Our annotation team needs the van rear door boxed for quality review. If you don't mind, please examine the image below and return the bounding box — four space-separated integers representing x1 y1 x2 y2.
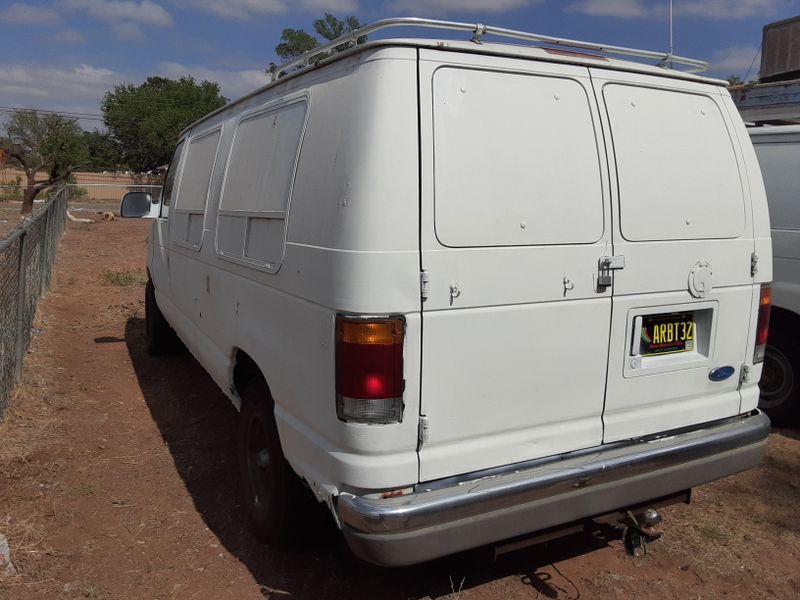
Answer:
416 50 614 482
589 69 756 442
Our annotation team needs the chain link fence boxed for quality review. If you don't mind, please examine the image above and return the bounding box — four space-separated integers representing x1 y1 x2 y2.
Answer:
0 187 69 417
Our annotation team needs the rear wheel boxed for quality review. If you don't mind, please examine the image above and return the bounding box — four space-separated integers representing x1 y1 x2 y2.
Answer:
238 378 310 545
759 327 800 427
145 278 181 355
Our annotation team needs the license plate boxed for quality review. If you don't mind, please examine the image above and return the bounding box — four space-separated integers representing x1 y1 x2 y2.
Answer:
640 313 695 356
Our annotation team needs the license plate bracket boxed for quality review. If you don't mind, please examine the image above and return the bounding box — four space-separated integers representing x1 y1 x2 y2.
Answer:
638 312 695 357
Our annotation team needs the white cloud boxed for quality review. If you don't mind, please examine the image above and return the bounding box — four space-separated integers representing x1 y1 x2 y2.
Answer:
158 61 268 100
172 0 287 20
566 0 784 19
0 60 270 128
0 3 62 25
387 0 535 13
567 0 650 18
710 45 761 75
62 0 173 26
173 0 359 20
54 29 86 43
0 63 121 127
677 0 782 19
300 0 359 11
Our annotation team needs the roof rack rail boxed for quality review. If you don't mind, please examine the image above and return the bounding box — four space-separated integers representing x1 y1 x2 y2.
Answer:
268 16 708 80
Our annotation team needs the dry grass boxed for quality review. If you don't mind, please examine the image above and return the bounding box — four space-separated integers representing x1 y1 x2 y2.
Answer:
0 386 58 471
100 269 146 287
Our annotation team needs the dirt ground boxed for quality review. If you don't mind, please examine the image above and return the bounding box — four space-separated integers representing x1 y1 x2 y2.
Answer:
0 219 799 600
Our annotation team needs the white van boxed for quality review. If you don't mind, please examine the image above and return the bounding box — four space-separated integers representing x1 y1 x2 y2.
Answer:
122 18 772 566
750 125 800 426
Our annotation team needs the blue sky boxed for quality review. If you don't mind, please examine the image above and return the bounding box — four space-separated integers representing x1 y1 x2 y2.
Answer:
1 0 798 128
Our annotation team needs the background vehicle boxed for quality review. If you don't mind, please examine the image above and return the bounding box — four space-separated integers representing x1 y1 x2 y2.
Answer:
750 125 800 425
122 18 772 566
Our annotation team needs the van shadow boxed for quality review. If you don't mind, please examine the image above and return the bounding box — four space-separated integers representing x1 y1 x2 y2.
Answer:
124 316 612 599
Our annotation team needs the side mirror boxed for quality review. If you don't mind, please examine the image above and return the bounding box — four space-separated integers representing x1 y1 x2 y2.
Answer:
120 191 154 218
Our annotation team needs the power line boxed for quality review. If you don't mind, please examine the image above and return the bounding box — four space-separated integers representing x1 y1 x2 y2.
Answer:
744 44 762 82
0 106 105 122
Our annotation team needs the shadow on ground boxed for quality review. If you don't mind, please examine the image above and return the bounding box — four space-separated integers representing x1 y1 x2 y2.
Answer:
125 316 615 599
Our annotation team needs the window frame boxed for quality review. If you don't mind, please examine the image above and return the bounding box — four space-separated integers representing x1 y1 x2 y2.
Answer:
214 93 311 273
431 65 606 248
171 125 224 252
159 139 186 219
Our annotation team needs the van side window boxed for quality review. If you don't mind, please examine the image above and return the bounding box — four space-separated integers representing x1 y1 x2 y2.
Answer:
216 99 308 271
172 128 222 249
160 140 185 217
603 85 745 241
432 68 604 247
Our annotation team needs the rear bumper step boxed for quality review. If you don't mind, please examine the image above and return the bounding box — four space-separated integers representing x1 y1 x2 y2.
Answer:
336 411 770 566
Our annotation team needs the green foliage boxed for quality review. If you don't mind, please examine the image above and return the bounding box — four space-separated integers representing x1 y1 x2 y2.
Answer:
272 13 366 67
0 109 89 211
82 130 122 171
727 75 744 86
275 28 319 61
101 76 227 172
1 110 88 182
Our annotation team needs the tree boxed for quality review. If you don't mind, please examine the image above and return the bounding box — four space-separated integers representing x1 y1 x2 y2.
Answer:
727 75 744 86
275 28 319 61
0 110 88 214
101 76 227 172
271 13 366 71
82 130 123 171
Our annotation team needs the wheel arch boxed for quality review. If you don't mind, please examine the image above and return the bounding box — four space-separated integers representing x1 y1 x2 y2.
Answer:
770 305 800 336
231 348 271 407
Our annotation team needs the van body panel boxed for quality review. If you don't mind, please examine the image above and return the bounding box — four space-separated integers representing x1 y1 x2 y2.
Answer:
135 36 771 564
750 131 800 316
590 68 760 442
417 49 613 480
146 48 422 496
602 83 746 242
602 288 752 441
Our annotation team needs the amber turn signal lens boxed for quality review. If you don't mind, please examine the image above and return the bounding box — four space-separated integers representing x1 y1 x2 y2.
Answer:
337 319 403 345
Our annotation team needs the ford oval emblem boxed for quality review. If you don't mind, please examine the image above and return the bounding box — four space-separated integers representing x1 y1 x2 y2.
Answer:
709 366 735 382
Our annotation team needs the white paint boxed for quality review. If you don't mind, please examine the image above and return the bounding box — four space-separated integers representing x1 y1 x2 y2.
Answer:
750 126 800 317
128 41 768 517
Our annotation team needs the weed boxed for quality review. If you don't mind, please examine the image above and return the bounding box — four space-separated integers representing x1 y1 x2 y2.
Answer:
100 270 146 287
696 523 734 545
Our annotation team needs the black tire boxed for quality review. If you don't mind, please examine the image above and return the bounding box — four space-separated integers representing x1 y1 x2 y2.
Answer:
759 326 800 427
145 278 182 356
238 378 310 545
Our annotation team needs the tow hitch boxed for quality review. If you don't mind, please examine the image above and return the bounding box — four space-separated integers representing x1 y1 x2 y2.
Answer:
623 508 663 557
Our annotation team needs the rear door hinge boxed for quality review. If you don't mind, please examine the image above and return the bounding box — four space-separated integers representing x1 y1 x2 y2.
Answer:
420 270 430 301
740 364 752 386
417 414 429 448
751 253 759 278
597 255 625 290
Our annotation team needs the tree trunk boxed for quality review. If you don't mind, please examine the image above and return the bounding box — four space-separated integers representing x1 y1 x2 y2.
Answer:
21 178 38 214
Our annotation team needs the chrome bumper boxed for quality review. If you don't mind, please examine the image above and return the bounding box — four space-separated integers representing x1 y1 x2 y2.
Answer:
337 411 770 566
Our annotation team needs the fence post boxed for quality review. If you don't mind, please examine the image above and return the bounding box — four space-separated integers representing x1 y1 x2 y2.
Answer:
40 203 50 293
13 231 27 384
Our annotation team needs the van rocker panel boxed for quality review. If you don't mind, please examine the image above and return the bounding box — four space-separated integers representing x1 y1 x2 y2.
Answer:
337 411 769 566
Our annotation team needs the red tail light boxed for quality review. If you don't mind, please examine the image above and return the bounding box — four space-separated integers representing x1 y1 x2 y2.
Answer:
754 285 771 363
336 317 404 423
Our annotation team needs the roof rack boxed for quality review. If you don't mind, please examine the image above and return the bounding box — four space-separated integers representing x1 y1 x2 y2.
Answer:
268 16 708 80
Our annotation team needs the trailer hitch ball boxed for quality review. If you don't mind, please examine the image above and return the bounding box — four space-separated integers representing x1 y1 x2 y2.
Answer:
624 508 663 557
